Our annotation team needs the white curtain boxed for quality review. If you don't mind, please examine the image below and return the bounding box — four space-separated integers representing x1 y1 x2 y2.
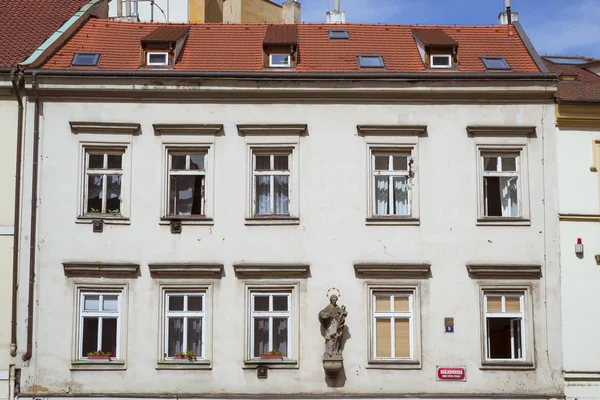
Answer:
375 177 389 215
274 176 289 214
393 177 409 215
500 177 519 217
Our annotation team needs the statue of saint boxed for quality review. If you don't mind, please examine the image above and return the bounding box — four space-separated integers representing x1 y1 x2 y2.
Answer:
318 294 347 357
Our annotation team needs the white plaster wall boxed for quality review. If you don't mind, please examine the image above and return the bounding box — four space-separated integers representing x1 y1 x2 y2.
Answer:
17 98 562 397
109 0 189 22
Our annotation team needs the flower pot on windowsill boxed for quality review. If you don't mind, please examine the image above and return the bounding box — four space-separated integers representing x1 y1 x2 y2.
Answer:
174 353 196 361
260 354 283 360
87 354 110 361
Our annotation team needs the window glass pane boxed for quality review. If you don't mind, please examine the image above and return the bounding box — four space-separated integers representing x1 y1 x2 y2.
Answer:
394 296 409 312
82 317 99 357
484 176 502 216
103 295 118 312
394 318 410 358
101 318 117 356
274 155 289 170
169 175 204 215
486 296 502 312
254 296 269 312
501 156 517 172
392 156 408 171
171 155 186 170
375 296 390 312
187 296 203 312
505 297 521 312
84 295 100 311
511 318 523 359
87 175 103 213
149 53 167 64
375 318 392 358
255 155 270 171
189 155 205 170
487 317 512 359
187 317 203 357
167 317 184 357
483 156 498 171
393 176 409 216
499 177 519 217
359 56 384 67
274 176 289 215
88 154 104 169
273 317 288 357
106 175 121 214
272 296 288 311
107 154 122 169
432 55 450 66
253 317 269 357
255 176 270 215
374 176 389 215
270 54 290 67
374 156 389 170
169 296 184 311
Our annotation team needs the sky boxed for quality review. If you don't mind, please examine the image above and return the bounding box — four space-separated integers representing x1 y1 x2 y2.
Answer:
272 0 600 58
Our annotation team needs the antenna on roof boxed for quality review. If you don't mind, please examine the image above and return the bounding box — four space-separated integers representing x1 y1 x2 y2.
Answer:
505 0 512 24
499 0 518 25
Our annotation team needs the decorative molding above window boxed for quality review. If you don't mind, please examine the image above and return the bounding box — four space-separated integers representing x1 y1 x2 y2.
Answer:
70 122 141 135
357 125 428 136
354 263 431 278
233 263 310 278
153 124 224 136
237 124 307 136
63 262 139 278
466 263 542 279
148 263 224 278
466 126 536 137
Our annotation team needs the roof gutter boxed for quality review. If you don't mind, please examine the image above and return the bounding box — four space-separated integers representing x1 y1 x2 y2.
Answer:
513 21 550 74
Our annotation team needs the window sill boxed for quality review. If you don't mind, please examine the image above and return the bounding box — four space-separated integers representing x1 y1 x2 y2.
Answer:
480 360 534 371
245 217 300 226
156 360 211 370
159 217 214 226
477 218 530 226
366 217 420 226
367 360 421 370
76 216 130 225
242 359 298 369
70 360 126 371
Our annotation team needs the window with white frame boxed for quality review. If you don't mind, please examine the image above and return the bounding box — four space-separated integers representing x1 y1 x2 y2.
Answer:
430 54 452 68
372 292 414 360
147 52 169 66
79 292 121 360
253 151 292 216
250 291 291 359
372 151 412 217
167 151 206 217
481 152 520 218
269 54 291 68
484 292 525 361
164 293 205 360
84 149 124 216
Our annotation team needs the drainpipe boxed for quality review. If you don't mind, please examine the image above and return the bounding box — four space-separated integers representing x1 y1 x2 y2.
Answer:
9 68 24 358
22 72 40 361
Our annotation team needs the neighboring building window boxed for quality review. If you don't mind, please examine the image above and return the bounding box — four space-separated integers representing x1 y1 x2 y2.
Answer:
250 291 292 359
71 52 100 67
484 292 525 361
372 152 412 217
147 52 169 66
358 55 385 68
481 152 520 218
253 151 292 216
84 149 124 216
167 151 206 216
164 292 205 360
372 292 413 360
430 54 452 68
481 57 510 70
79 292 121 360
269 54 291 68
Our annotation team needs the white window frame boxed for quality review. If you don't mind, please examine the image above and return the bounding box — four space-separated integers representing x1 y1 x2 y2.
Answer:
249 291 292 360
481 152 521 218
371 151 413 217
82 149 125 216
269 54 291 68
166 150 207 217
476 144 530 224
163 292 206 361
252 151 292 216
147 52 169 66
483 293 525 361
430 54 452 68
367 285 421 369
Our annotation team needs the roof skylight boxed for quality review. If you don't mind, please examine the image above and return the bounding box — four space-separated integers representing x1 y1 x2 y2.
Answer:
357 55 385 68
481 57 511 70
71 52 100 67
543 56 588 65
328 30 349 40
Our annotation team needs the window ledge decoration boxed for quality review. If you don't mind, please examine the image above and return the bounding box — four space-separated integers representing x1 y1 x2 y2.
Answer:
152 124 224 136
237 124 307 136
70 360 126 371
70 121 141 135
63 262 140 278
466 126 536 137
242 359 298 369
480 360 535 371
354 263 431 279
366 359 421 370
476 217 530 226
156 360 212 370
466 263 542 279
148 263 224 279
245 216 300 226
357 125 428 136
233 263 310 279
365 217 420 226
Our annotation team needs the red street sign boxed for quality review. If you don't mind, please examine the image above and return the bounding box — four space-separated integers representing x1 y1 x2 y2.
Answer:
437 366 466 381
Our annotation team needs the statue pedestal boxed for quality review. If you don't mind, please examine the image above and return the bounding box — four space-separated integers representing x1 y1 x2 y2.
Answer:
322 354 343 378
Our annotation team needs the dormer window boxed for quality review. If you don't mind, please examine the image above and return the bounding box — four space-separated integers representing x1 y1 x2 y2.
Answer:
411 28 458 70
147 52 169 66
481 57 511 70
140 25 190 68
430 54 452 69
269 54 291 68
263 25 298 69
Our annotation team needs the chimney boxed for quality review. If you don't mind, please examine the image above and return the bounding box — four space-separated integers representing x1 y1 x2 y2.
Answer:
326 0 346 23
282 0 301 24
498 0 519 25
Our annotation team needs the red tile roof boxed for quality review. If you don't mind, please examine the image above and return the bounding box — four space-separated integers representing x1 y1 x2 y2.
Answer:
264 25 298 45
41 19 541 73
544 60 600 103
0 0 92 68
141 25 190 43
412 29 458 47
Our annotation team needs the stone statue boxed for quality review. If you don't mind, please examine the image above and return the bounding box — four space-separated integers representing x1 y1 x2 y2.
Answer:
319 294 347 357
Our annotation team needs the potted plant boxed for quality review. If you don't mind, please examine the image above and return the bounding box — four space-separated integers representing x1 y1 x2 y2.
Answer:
87 350 111 361
260 350 283 360
174 350 196 361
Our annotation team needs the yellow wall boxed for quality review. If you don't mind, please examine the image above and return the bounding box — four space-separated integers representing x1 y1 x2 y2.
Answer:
196 0 282 23
189 0 206 22
242 0 282 23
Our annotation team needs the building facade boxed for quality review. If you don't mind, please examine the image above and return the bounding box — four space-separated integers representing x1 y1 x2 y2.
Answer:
11 19 565 400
